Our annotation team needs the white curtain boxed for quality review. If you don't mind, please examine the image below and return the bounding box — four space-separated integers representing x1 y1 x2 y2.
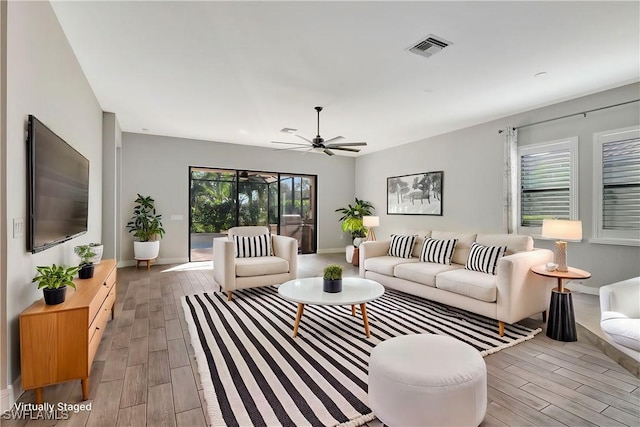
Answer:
502 127 518 234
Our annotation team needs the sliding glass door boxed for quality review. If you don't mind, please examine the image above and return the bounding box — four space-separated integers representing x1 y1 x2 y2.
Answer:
189 167 316 261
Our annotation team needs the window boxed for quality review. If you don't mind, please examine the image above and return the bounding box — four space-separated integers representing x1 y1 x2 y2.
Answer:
592 126 640 246
517 137 578 234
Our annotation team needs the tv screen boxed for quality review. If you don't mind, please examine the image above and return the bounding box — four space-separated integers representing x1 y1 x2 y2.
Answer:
27 115 89 253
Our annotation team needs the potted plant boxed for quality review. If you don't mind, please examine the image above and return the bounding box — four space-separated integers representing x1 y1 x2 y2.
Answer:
126 194 165 260
323 264 343 293
89 242 104 264
335 198 374 246
74 245 97 279
32 264 80 305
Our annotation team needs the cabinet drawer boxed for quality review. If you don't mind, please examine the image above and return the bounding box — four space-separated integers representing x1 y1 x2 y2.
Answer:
105 268 116 291
88 288 115 342
88 282 110 325
88 288 115 365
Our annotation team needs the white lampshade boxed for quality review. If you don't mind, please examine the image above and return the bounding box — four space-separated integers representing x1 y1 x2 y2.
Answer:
363 216 379 227
541 219 583 241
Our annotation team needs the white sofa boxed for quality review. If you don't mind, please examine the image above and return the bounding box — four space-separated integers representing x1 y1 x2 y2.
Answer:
599 277 640 362
213 226 298 300
360 231 555 336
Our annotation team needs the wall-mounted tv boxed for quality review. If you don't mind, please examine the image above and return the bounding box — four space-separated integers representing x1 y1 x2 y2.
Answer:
27 115 89 253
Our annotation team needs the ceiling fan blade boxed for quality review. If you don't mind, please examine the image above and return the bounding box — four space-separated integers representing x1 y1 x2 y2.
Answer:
274 146 312 152
323 148 335 156
325 142 367 148
327 146 360 153
295 134 313 144
271 141 309 146
322 136 345 144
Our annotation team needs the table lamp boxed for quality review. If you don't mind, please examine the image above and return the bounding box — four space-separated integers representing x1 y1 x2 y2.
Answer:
363 216 379 241
541 219 582 272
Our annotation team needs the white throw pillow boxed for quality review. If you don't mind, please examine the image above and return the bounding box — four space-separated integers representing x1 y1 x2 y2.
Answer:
234 234 271 258
388 234 417 259
465 242 506 275
420 238 458 265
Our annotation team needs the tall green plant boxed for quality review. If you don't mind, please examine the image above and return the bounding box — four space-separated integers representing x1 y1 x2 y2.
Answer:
126 194 165 242
335 198 374 239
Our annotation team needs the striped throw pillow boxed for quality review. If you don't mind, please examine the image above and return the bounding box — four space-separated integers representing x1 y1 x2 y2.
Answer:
420 238 458 265
388 234 417 259
465 243 507 275
234 234 271 258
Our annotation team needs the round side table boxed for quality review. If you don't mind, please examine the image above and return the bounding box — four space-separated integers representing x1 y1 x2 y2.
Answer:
531 265 591 342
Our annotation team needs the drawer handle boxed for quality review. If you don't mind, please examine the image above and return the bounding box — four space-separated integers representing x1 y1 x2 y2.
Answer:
103 283 108 287
96 327 100 331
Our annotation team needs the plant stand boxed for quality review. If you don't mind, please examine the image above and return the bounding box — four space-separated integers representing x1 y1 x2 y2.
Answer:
135 257 155 270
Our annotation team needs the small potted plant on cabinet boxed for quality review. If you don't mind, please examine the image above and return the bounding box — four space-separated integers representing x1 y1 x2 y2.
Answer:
323 264 343 293
32 264 80 305
126 194 166 261
74 245 97 279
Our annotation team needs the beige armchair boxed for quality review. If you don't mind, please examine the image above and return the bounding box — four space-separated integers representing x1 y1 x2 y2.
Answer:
213 226 298 300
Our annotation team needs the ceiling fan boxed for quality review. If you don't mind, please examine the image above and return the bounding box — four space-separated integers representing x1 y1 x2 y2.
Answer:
271 106 367 156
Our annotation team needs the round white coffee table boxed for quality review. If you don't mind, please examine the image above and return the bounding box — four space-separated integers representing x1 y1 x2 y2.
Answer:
278 277 384 338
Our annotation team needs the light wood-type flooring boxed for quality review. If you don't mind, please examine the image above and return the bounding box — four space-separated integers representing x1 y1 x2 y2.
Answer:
5 253 639 427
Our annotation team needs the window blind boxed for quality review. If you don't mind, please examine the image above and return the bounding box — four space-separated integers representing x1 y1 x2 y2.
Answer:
602 137 640 230
520 149 571 227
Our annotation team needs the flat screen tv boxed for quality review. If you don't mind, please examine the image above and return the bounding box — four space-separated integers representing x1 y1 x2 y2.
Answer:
27 115 89 253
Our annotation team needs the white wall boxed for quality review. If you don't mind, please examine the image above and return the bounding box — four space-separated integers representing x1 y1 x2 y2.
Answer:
120 133 356 264
0 0 8 410
2 0 103 391
356 83 640 290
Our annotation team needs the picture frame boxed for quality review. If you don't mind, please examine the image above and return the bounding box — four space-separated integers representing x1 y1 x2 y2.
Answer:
387 171 443 215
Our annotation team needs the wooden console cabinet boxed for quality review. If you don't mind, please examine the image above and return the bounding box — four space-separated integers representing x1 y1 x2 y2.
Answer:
20 259 117 404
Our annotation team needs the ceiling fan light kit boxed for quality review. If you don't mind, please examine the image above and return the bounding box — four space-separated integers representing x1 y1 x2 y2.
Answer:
272 106 367 156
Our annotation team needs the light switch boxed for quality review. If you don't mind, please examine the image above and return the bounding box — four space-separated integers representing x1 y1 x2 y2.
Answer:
170 214 184 221
13 218 24 238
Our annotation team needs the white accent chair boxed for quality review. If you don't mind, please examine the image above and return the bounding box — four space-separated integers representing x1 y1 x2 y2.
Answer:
599 277 640 362
213 226 298 301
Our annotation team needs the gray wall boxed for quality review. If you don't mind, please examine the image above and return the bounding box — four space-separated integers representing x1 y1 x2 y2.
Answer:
355 83 640 290
102 112 122 260
120 133 356 264
2 0 103 390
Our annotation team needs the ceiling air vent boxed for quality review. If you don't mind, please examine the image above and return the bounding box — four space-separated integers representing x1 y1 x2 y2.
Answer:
407 34 452 59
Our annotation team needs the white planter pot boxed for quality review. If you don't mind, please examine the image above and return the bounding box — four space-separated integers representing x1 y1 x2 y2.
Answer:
89 245 104 264
134 241 160 260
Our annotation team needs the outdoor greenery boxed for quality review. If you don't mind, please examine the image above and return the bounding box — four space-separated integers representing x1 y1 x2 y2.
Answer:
323 264 343 281
126 194 165 241
190 169 313 233
74 245 97 267
32 265 79 290
335 198 375 239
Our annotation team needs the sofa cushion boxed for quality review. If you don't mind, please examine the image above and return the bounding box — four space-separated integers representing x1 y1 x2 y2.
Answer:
465 243 506 275
476 234 533 255
235 256 289 277
436 269 498 302
394 262 463 287
419 238 458 265
601 311 640 351
234 234 271 258
431 231 477 265
388 234 417 258
365 256 419 276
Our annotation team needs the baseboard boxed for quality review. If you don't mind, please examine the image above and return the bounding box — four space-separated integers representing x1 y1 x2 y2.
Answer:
1 376 22 412
1 387 9 412
117 257 189 268
572 282 599 295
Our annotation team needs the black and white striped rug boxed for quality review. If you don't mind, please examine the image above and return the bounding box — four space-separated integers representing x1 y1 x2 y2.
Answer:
182 286 541 427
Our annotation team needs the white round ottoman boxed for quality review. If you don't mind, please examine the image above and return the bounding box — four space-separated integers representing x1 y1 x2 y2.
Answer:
368 334 487 427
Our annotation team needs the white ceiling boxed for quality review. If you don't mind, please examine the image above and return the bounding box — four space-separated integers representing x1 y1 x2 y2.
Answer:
50 1 640 156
